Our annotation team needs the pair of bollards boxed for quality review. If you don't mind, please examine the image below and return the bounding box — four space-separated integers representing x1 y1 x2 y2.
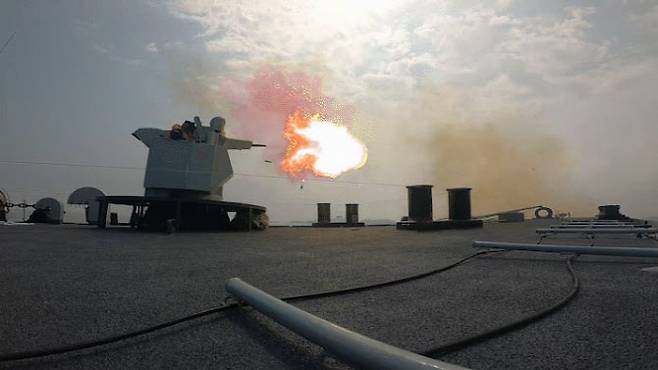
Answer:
406 185 473 222
316 203 360 225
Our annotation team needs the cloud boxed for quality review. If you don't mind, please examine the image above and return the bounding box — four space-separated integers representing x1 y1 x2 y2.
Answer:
584 59 658 94
145 42 159 53
630 3 658 32
167 2 623 101
91 43 110 55
498 7 608 84
91 42 144 66
165 0 658 132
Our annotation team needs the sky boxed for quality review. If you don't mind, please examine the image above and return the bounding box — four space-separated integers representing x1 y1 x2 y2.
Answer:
1 0 658 223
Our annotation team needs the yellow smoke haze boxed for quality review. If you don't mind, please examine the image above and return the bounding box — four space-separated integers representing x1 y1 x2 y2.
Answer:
431 123 595 216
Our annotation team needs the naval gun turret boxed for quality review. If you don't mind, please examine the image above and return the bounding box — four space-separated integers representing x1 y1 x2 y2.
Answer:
97 116 268 232
132 116 263 201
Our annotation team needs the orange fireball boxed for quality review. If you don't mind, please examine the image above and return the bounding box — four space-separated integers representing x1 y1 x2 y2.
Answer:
281 111 367 179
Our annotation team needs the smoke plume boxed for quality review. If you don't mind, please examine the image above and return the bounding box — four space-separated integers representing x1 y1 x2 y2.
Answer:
219 65 355 163
430 123 594 216
398 81 595 216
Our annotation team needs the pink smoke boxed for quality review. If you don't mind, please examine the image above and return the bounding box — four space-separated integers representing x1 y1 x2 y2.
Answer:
220 65 355 162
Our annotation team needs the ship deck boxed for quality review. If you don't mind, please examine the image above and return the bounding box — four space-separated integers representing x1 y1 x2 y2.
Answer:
2 220 658 369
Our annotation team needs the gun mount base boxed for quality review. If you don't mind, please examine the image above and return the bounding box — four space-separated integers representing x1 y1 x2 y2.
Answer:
97 196 268 232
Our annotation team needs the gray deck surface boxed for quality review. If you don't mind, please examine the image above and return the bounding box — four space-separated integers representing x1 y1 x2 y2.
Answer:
2 220 658 369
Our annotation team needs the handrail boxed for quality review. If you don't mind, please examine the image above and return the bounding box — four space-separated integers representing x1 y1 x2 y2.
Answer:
473 241 658 258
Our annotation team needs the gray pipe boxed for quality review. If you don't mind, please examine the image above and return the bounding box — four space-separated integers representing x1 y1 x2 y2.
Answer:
225 278 468 370
473 205 543 219
566 219 628 221
562 221 632 223
550 225 639 229
561 222 635 225
536 228 657 234
473 241 658 258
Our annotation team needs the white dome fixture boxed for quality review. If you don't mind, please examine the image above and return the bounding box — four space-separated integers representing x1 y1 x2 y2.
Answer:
68 187 105 224
34 197 64 224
